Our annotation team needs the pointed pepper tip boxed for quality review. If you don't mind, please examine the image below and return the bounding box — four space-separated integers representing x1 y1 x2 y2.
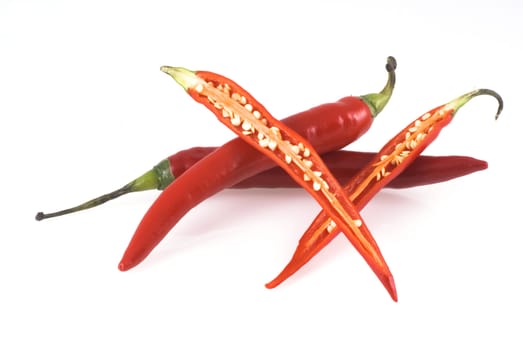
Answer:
118 260 131 272
384 274 398 302
264 278 280 289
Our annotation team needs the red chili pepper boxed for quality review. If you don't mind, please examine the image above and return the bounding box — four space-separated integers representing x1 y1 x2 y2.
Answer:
117 57 396 273
35 147 487 221
266 89 503 289
121 63 399 300
233 151 488 189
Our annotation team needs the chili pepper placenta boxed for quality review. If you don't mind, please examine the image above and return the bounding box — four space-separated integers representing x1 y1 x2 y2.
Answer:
117 57 396 274
35 148 487 221
121 61 399 300
267 89 503 289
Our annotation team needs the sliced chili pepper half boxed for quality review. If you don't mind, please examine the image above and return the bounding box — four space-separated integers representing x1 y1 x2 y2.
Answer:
160 66 397 301
266 89 503 289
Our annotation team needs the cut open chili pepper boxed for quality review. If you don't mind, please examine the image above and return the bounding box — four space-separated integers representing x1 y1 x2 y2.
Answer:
266 89 503 289
117 58 396 275
121 64 398 300
34 147 487 221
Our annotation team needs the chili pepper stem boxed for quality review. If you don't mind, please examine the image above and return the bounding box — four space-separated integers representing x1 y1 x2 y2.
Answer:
35 182 140 221
359 56 397 118
160 66 198 91
448 89 503 119
35 159 175 221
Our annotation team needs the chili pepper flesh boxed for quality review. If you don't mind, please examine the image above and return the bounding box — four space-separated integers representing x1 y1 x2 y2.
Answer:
266 89 503 289
118 58 396 275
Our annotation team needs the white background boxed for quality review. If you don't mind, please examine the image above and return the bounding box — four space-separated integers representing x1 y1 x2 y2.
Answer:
1 1 522 349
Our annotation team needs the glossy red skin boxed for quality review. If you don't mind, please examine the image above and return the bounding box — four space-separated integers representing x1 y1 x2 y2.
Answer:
119 96 373 272
168 147 488 189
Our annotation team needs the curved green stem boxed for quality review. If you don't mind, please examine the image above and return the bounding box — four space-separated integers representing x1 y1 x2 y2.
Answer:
359 56 397 118
35 159 174 221
35 182 139 221
450 88 503 120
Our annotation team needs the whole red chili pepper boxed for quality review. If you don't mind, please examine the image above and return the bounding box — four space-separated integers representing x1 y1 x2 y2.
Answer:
117 57 396 273
121 62 399 300
34 147 487 220
266 88 503 289
233 152 488 189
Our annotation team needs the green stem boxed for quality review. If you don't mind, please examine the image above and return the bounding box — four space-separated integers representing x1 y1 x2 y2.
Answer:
449 88 503 120
359 56 397 118
35 159 174 221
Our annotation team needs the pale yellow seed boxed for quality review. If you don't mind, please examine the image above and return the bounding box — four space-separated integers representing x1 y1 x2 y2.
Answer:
195 84 204 93
259 138 269 148
242 130 252 136
313 181 321 191
353 219 362 227
303 173 311 181
422 113 431 120
291 145 300 154
245 103 253 112
313 171 322 177
231 114 241 126
240 95 247 105
253 110 261 119
415 119 422 127
380 155 388 161
214 102 223 110
222 109 231 118
285 154 292 164
241 120 252 131
268 139 278 151
409 126 418 133
232 92 241 101
270 127 281 139
303 147 311 157
405 131 411 140
303 159 313 168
